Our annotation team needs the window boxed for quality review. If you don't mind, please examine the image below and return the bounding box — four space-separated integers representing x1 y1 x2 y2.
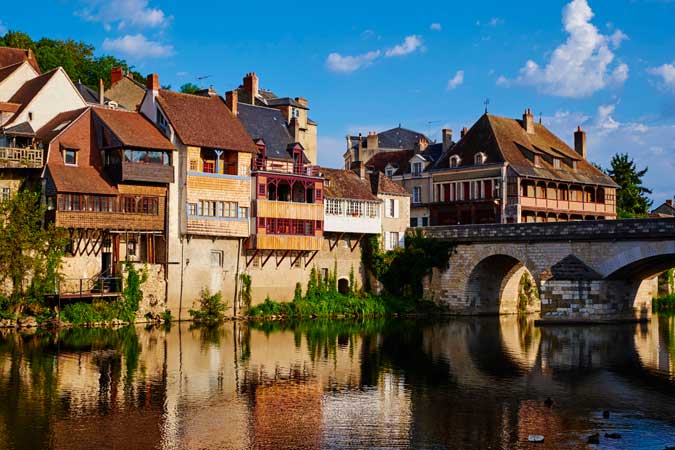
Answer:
385 166 396 177
1 188 9 201
157 107 169 135
449 155 460 168
388 199 396 218
189 159 198 171
422 217 429 227
412 186 422 204
412 162 423 177
63 148 78 165
239 206 249 218
410 217 419 227
553 158 562 169
123 149 170 165
187 203 197 216
210 250 224 268
474 153 486 165
389 232 400 249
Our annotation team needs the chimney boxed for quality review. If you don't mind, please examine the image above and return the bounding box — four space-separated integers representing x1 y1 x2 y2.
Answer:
99 78 104 105
414 136 428 154
366 131 378 150
147 73 159 92
294 97 308 108
111 67 124 85
195 86 217 97
442 128 453 152
225 90 238 116
460 127 468 139
523 108 535 134
574 125 587 159
666 199 673 207
243 72 258 103
350 161 366 180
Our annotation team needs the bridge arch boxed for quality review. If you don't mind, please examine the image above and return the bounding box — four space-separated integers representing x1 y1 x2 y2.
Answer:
465 254 540 314
599 242 675 280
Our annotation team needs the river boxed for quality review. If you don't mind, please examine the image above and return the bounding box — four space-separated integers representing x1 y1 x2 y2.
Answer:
2 316 675 449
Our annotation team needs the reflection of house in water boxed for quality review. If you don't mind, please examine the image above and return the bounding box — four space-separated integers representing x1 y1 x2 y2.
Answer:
635 316 675 379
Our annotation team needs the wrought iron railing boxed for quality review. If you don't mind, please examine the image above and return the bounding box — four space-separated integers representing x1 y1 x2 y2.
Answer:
58 269 122 298
0 147 43 168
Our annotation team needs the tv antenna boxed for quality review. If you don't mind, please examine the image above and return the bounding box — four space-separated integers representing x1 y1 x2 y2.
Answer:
483 98 490 114
197 75 211 81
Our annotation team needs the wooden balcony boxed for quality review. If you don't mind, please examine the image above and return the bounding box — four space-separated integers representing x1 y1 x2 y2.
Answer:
256 199 323 221
108 162 174 184
0 147 43 168
520 196 615 215
54 210 165 231
250 234 323 251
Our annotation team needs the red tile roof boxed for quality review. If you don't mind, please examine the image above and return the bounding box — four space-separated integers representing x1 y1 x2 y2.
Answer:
45 165 117 195
35 107 89 144
157 90 257 152
320 167 380 201
0 62 23 83
0 47 40 73
369 171 409 196
365 149 414 176
93 106 174 151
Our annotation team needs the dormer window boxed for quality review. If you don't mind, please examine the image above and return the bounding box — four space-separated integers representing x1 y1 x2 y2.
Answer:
156 107 169 136
553 158 562 169
449 155 461 168
534 154 542 168
474 153 486 165
385 165 396 177
572 160 578 170
62 147 78 166
412 162 423 176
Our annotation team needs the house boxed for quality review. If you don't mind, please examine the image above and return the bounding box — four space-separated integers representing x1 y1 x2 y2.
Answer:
652 199 675 218
429 109 618 224
0 66 87 200
231 72 318 165
41 105 175 309
369 170 410 250
344 125 429 171
0 46 40 73
105 67 147 111
140 74 257 316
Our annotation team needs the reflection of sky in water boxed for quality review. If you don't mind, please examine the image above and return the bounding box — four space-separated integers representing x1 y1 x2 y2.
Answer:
2 317 675 449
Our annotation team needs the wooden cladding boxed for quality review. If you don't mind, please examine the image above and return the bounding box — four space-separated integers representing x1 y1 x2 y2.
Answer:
109 162 174 184
251 234 323 251
256 199 323 221
55 210 165 231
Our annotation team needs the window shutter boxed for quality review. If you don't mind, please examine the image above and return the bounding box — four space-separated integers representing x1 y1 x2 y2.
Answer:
384 203 390 218
394 199 399 218
384 232 390 250
398 232 405 248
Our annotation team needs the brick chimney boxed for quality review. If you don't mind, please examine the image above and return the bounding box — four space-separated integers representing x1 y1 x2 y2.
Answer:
147 73 159 92
225 90 238 116
294 97 309 108
460 127 468 139
111 67 124 85
366 131 378 150
442 128 453 152
523 108 535 134
243 72 258 103
574 126 587 159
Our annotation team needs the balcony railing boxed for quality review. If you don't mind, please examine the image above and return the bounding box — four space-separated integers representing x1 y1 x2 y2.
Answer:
251 158 321 177
0 147 43 168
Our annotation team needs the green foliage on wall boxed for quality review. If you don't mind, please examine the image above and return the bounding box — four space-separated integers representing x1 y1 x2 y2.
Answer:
189 288 228 324
240 273 252 312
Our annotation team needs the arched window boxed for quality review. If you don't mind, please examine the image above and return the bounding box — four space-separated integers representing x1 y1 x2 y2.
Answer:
474 152 486 165
449 155 461 168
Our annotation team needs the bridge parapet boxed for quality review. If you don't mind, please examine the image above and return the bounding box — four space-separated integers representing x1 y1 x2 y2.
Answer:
423 218 675 244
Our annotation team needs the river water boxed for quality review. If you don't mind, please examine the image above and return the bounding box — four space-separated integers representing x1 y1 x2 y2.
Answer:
2 316 675 449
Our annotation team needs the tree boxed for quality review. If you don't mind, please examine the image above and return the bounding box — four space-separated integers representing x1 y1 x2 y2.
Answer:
606 153 652 218
180 83 200 94
0 191 66 313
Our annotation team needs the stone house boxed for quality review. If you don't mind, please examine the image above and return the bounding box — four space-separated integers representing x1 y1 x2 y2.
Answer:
40 105 175 313
652 199 675 218
369 171 410 250
105 67 147 111
231 72 318 165
140 74 258 318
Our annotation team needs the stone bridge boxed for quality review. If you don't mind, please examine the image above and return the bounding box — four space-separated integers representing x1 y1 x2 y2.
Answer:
423 218 675 322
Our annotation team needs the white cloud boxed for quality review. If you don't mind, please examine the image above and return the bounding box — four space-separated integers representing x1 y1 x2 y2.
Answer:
77 0 170 30
325 50 381 73
648 62 675 93
447 70 464 90
430 23 442 31
0 20 7 35
385 35 423 57
102 34 174 59
500 0 628 98
596 103 620 131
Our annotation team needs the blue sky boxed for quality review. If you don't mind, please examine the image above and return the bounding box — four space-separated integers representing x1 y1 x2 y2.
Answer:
2 0 675 204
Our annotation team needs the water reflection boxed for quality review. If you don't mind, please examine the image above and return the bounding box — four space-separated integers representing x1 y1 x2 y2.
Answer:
2 316 675 449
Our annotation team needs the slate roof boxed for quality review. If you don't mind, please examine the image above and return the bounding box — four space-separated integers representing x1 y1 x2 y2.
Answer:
35 107 88 144
435 113 618 188
652 201 675 217
266 97 308 109
237 103 293 160
365 149 414 176
156 90 256 152
369 171 409 196
0 47 40 73
3 121 34 136
4 68 59 128
93 107 175 151
320 167 380 202
349 126 430 151
75 81 112 105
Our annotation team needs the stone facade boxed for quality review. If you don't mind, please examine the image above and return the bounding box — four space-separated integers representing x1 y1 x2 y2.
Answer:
424 218 675 321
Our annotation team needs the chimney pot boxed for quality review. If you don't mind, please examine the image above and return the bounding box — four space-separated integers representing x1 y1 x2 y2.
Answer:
574 125 587 159
147 73 159 92
225 90 238 116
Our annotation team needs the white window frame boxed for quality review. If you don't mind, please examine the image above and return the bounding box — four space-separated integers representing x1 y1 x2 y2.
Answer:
412 186 422 204
449 155 460 168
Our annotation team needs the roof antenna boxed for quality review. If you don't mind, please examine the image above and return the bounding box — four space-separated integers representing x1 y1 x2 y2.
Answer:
539 112 543 124
483 98 490 114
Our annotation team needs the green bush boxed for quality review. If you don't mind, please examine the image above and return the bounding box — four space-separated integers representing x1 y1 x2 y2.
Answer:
654 294 675 312
189 288 228 324
60 300 120 325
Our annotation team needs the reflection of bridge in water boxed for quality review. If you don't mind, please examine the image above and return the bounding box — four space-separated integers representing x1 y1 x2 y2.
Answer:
424 218 675 322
